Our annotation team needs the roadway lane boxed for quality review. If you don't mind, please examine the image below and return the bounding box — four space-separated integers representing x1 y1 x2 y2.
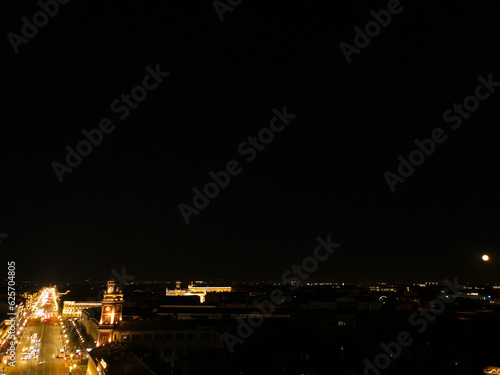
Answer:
10 319 69 375
8 287 86 375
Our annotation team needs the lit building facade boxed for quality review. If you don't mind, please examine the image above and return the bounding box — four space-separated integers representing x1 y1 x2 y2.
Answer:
62 301 102 318
165 281 231 303
96 280 124 347
82 280 227 368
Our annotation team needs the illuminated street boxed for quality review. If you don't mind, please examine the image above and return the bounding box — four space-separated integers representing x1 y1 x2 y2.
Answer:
5 289 86 375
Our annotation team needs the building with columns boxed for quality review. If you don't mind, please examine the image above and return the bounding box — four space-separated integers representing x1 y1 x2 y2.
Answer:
165 281 231 303
62 301 102 318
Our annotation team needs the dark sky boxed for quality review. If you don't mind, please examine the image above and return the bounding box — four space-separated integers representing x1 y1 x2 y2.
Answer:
2 1 500 284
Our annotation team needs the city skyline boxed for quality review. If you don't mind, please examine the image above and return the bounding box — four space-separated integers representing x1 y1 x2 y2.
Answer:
3 2 500 373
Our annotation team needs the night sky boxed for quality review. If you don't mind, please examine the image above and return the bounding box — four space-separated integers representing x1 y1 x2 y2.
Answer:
2 1 500 284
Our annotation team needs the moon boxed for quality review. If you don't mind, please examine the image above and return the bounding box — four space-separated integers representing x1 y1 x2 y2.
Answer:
482 254 490 261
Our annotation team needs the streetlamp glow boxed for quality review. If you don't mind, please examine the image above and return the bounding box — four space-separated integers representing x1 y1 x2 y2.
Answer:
482 254 490 262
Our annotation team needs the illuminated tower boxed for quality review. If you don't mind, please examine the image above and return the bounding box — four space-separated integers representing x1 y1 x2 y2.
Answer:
97 280 124 346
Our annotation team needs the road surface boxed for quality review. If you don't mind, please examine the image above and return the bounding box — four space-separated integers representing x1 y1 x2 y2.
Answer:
4 288 87 375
